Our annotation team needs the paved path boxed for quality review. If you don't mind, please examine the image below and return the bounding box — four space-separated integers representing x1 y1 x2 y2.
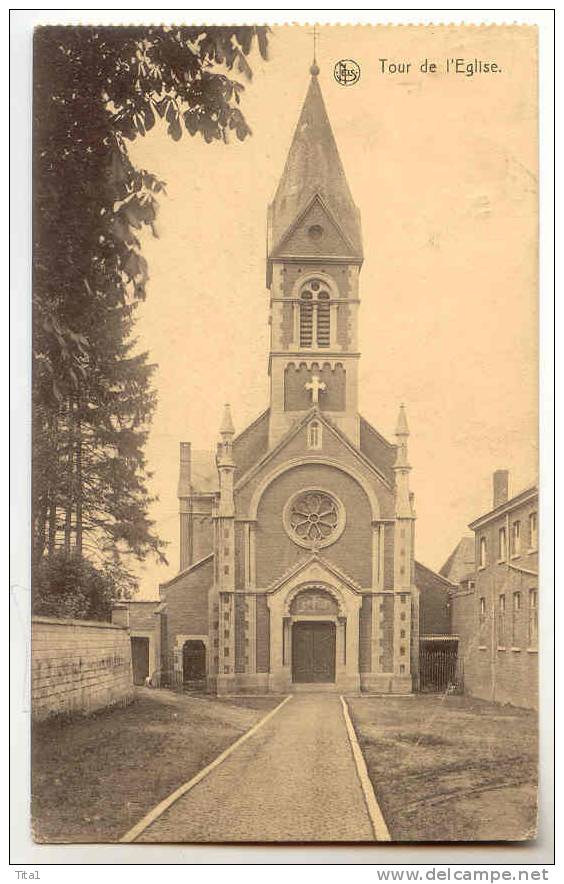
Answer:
138 694 376 842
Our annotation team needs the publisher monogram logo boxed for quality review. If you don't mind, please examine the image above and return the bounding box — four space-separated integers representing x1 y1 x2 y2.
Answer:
334 59 360 86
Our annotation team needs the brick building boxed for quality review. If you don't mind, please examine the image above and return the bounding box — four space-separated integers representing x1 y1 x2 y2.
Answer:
449 470 538 709
124 64 451 695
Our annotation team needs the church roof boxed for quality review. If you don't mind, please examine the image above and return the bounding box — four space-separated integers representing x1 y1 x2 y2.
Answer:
190 450 219 494
358 416 397 485
267 71 362 261
439 536 475 585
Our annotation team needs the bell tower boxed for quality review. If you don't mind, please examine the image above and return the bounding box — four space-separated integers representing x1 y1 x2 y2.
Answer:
266 63 363 447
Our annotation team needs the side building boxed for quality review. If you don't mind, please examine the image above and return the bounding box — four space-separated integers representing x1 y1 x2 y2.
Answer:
449 470 538 709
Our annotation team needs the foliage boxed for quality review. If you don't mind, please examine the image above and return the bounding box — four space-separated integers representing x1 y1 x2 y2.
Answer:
32 25 269 599
32 551 127 621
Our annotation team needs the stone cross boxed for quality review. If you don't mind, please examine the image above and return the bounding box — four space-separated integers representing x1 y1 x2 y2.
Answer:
305 374 326 404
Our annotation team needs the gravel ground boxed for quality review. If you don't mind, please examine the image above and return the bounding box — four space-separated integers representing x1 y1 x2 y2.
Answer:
138 693 376 843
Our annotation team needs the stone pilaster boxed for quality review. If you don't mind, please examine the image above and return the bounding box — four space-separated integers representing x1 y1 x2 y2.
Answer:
391 405 416 693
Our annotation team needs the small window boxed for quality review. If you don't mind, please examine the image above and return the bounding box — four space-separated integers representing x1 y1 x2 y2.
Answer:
479 536 487 568
512 592 521 646
498 526 507 560
528 589 538 647
479 597 486 620
307 419 322 450
511 521 521 556
529 512 538 550
498 594 506 646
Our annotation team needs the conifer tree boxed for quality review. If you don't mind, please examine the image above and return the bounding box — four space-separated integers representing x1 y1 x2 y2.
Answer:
32 25 269 609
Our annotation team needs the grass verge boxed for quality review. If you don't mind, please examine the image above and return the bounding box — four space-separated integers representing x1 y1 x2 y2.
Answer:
346 693 537 842
32 688 280 843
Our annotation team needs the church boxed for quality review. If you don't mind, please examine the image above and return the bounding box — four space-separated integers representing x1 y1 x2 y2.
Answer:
116 63 455 695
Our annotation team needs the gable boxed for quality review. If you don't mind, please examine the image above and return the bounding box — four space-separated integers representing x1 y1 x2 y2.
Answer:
235 410 395 521
272 195 357 260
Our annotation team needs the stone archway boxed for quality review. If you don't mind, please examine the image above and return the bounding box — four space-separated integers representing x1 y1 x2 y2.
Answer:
266 562 362 693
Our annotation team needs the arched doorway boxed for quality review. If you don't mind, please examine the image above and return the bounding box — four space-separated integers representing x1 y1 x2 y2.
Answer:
290 588 338 684
182 640 206 688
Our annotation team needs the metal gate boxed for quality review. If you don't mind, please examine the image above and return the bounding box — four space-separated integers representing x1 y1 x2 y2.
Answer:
419 638 459 692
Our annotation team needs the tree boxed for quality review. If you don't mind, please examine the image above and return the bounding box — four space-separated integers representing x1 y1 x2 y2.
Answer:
33 26 269 606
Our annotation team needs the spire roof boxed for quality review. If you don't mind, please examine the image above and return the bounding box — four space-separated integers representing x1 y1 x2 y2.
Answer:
219 403 235 437
267 72 362 260
395 404 410 437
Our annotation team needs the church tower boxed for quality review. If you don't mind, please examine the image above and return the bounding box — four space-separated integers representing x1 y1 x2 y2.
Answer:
267 62 364 447
155 56 441 700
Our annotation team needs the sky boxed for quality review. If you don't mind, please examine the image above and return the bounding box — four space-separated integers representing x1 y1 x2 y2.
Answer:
127 25 538 597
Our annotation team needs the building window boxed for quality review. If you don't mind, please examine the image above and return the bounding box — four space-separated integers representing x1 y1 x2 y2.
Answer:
498 594 506 647
479 597 486 620
511 521 521 556
307 420 322 450
498 527 507 561
479 536 487 568
299 278 332 348
284 488 345 549
529 512 538 550
528 589 538 647
512 592 521 646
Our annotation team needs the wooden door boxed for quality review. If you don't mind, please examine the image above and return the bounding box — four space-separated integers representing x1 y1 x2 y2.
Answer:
131 636 149 685
292 621 336 683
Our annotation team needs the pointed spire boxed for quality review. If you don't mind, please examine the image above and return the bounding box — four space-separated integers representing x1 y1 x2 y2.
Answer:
395 403 410 438
394 404 411 470
267 73 362 262
219 403 235 439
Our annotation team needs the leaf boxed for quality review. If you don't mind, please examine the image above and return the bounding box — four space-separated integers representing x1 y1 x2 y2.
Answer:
168 115 182 142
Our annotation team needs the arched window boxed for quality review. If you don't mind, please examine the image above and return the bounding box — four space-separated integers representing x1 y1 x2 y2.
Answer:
300 288 313 347
307 420 322 450
299 278 332 348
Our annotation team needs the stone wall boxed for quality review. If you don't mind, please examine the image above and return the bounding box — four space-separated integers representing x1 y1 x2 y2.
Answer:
32 617 134 720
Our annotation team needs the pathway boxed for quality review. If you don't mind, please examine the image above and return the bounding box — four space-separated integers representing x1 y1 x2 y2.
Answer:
137 694 377 842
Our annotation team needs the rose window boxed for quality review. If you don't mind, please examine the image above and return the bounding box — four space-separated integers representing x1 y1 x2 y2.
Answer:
284 489 345 549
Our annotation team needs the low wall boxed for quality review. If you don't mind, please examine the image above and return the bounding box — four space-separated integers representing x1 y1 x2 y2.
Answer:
32 617 134 720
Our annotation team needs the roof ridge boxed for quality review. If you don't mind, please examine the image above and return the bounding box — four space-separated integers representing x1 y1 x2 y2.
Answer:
159 553 214 590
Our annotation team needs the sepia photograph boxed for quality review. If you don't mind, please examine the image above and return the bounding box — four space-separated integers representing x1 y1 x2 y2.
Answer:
19 18 546 852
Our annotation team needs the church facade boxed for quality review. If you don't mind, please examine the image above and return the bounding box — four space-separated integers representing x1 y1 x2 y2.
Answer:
153 66 440 695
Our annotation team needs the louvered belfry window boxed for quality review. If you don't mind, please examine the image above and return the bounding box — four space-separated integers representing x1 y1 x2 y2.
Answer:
299 279 331 347
300 289 314 346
